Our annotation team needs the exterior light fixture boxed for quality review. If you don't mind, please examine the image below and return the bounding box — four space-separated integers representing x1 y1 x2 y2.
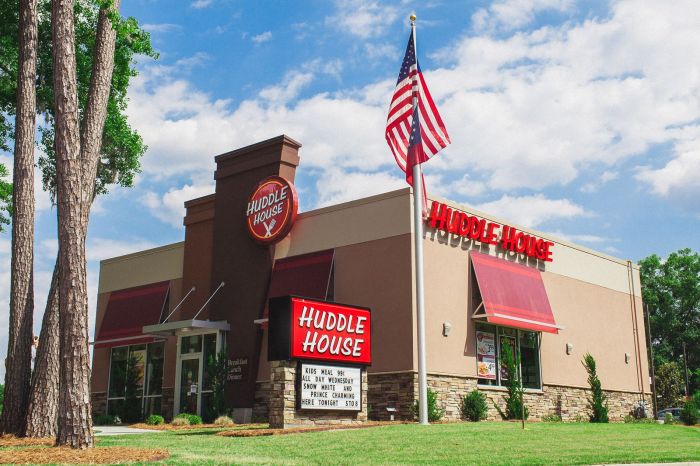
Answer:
443 322 452 337
625 352 631 364
566 343 573 355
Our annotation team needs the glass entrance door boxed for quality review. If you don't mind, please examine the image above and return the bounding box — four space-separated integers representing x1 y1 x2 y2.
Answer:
179 356 200 415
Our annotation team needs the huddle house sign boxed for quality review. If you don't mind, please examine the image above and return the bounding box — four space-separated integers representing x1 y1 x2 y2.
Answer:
246 175 298 245
268 296 371 412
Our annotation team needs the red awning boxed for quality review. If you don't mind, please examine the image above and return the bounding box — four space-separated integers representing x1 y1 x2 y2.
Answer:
259 249 334 326
470 251 560 334
94 281 170 348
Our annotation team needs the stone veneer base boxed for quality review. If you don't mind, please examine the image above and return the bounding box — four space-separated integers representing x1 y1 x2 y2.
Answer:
366 371 651 422
267 360 368 429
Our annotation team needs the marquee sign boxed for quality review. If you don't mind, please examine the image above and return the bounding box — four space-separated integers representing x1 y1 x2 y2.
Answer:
299 363 362 411
268 296 372 365
246 176 298 245
427 200 555 262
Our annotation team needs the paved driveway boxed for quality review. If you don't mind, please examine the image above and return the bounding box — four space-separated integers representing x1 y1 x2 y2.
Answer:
94 425 164 436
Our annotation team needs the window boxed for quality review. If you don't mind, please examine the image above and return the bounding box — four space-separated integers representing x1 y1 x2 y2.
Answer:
476 323 541 389
107 341 165 418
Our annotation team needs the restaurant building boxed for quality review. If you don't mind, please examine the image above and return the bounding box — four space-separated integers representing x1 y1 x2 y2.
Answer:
90 135 652 423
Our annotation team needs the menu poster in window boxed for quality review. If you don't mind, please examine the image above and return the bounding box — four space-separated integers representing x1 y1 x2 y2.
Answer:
476 331 497 380
499 336 516 381
299 363 361 411
131 349 146 388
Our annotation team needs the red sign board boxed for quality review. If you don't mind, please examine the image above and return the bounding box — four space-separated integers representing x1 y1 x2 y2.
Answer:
268 296 372 365
246 176 298 245
427 201 555 262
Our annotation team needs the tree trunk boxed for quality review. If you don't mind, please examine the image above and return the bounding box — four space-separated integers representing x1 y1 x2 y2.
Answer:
0 0 38 437
52 0 93 449
24 259 60 438
80 0 121 207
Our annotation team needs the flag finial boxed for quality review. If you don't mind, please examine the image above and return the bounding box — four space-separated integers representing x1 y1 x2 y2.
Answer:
410 14 416 23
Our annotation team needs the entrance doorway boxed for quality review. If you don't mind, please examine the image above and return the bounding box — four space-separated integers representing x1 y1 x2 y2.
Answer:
174 331 224 420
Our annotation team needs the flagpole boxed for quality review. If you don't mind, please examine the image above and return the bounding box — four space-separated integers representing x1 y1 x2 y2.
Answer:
410 13 429 426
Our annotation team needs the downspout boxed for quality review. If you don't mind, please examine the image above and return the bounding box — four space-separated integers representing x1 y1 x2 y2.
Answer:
627 260 644 401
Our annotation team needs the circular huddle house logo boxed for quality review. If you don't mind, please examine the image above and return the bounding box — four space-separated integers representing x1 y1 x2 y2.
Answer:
246 176 298 245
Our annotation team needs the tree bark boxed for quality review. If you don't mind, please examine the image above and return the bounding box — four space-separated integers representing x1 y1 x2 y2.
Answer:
24 259 60 438
80 0 121 208
52 0 93 449
0 0 38 437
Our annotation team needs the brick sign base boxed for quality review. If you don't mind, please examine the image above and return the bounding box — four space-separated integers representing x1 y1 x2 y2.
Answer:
268 360 368 429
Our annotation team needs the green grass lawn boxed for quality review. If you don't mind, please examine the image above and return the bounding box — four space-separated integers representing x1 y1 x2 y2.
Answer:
91 422 700 465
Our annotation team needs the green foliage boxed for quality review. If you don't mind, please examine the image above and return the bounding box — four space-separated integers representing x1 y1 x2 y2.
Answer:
679 399 698 426
121 355 142 423
413 388 445 422
582 353 609 423
0 383 4 415
664 412 676 425
571 414 588 423
461 389 488 422
542 413 562 422
655 361 686 410
0 164 10 232
495 339 528 420
623 415 656 424
145 414 164 426
639 249 700 394
176 413 202 425
93 414 118 425
205 350 231 422
0 0 156 202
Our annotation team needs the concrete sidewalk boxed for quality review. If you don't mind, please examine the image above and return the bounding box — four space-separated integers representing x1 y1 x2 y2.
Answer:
94 425 164 436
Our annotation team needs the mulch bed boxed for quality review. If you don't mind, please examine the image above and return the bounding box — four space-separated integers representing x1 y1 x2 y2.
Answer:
217 421 412 437
0 446 169 464
0 435 54 447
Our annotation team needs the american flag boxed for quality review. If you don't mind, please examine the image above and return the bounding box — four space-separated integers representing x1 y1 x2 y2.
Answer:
385 29 450 191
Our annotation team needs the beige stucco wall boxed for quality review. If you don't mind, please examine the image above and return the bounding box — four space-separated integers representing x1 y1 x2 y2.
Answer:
98 242 184 294
418 192 649 394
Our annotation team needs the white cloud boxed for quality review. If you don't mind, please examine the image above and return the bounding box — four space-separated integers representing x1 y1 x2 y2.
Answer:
472 0 574 32
635 127 700 206
580 170 618 193
315 169 406 207
142 23 181 33
364 43 398 61
126 0 700 223
191 0 212 9
142 182 214 228
251 31 272 44
326 0 399 39
475 194 588 228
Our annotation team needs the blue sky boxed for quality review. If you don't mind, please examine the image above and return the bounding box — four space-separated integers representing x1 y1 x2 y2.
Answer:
1 0 700 376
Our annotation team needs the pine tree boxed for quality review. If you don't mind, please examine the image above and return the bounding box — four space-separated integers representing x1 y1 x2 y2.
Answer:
583 353 609 423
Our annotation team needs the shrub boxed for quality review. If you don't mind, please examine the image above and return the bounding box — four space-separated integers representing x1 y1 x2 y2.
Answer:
655 362 685 410
571 414 588 423
413 388 445 422
679 399 699 426
145 414 165 426
171 416 190 426
495 339 528 420
630 400 649 419
214 415 234 426
93 414 117 425
582 353 609 423
461 390 488 422
176 413 202 425
542 413 562 422
664 412 676 425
